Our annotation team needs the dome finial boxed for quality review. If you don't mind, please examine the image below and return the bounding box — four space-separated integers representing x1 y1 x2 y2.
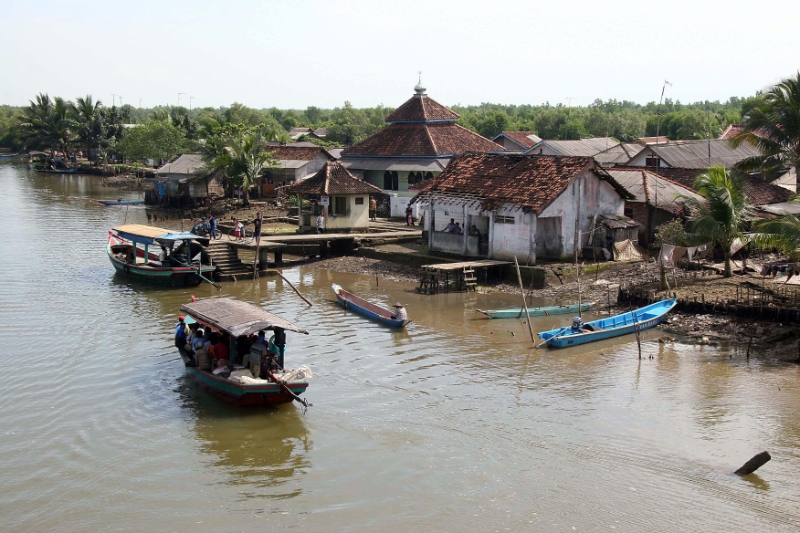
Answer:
414 71 426 95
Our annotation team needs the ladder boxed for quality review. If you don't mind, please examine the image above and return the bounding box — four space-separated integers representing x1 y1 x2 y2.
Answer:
462 267 477 291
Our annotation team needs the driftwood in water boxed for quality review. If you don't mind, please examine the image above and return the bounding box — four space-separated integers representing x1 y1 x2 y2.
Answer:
734 451 771 475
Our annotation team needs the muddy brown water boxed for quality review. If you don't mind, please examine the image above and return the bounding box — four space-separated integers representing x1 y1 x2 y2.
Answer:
2 161 800 531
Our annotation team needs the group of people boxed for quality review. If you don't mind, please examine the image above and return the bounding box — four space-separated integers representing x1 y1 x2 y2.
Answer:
175 316 286 379
202 212 264 245
443 218 481 237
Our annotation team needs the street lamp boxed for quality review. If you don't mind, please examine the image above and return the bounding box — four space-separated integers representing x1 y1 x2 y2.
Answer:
178 92 186 107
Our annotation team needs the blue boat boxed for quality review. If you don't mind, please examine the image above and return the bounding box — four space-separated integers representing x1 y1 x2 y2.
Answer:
477 301 594 319
537 298 677 348
332 283 411 328
99 199 145 206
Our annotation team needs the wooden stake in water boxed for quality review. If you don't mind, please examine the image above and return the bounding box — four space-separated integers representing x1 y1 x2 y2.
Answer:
514 256 536 344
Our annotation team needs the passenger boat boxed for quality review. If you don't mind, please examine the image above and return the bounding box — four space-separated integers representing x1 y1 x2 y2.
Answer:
332 283 411 327
537 298 677 348
477 301 594 319
99 199 145 206
178 298 311 407
107 224 217 287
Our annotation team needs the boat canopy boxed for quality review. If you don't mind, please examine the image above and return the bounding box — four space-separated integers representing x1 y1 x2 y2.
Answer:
113 224 210 246
181 298 309 337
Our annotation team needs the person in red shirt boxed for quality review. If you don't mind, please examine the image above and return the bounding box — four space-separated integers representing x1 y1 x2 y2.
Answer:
209 332 230 368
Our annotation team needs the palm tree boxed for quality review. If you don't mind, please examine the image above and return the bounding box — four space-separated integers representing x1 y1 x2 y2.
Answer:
70 95 105 160
730 72 800 186
682 166 754 277
203 125 279 205
18 94 74 156
750 214 800 260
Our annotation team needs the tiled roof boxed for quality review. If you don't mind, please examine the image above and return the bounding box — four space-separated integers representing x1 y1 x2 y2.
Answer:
612 166 793 206
265 145 333 162
384 95 460 123
594 142 645 165
493 131 541 149
341 122 502 158
528 138 619 157
638 139 761 169
413 152 629 213
284 162 383 196
719 124 743 139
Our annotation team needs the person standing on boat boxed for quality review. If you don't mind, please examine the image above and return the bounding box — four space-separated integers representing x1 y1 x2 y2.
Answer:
245 331 269 378
270 327 286 370
175 316 188 349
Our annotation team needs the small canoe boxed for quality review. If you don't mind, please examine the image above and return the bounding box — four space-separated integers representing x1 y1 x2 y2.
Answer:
477 301 594 319
332 283 411 328
537 298 677 348
0 153 18 159
99 199 145 205
34 166 78 173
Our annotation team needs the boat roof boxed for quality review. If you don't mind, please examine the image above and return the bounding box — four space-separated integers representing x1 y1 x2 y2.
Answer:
180 298 309 337
113 224 209 246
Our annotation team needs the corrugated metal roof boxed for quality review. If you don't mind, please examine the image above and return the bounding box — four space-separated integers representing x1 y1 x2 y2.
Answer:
156 153 205 175
605 168 704 207
529 138 619 157
646 139 761 169
594 143 644 164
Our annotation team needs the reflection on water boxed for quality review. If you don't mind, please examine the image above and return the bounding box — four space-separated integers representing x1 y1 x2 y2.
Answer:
2 161 800 532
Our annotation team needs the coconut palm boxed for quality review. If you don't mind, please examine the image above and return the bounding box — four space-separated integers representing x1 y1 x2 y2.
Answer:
750 214 800 260
682 166 754 277
70 95 106 160
730 72 800 186
203 125 279 205
19 94 74 156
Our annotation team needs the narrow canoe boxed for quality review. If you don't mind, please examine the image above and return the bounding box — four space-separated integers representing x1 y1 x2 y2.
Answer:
332 283 411 328
0 153 18 158
537 298 677 348
477 301 594 319
99 200 145 206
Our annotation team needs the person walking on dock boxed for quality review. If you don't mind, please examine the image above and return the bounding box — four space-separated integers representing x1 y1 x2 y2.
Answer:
317 212 325 234
253 211 262 246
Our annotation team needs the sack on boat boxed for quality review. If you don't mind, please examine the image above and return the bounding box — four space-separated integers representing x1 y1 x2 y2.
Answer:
229 375 271 385
279 365 313 383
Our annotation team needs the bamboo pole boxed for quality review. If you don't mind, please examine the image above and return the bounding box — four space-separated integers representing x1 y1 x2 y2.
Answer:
266 269 313 306
514 256 536 344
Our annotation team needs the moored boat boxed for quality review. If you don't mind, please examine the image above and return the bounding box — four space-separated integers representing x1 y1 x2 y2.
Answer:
178 297 311 407
537 298 677 348
107 224 217 287
477 301 594 319
0 153 18 159
332 283 411 327
99 199 145 206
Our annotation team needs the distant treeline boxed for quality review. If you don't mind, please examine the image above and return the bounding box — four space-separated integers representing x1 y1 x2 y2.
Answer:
0 94 755 152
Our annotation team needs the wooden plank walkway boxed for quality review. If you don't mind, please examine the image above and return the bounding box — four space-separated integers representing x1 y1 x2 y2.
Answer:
418 260 510 294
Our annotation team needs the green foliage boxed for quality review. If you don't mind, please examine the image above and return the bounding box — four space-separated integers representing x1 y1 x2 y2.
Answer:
116 120 187 162
653 219 691 248
751 214 800 260
731 72 800 184
682 166 754 277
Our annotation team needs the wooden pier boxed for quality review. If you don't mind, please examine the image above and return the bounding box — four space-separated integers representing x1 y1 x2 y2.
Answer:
417 260 510 294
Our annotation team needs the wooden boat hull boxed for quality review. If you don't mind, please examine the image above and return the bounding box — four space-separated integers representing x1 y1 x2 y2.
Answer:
332 283 410 327
108 235 215 287
477 302 594 319
34 167 78 173
537 298 677 348
99 200 144 205
179 352 307 406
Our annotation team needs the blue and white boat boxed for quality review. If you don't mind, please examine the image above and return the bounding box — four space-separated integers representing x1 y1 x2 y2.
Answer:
332 283 411 328
537 298 677 348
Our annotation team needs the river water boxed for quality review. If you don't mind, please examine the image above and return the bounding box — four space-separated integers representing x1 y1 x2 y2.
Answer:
1 161 799 532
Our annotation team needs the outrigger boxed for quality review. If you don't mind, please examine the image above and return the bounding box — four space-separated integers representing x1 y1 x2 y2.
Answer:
107 224 219 288
178 297 312 408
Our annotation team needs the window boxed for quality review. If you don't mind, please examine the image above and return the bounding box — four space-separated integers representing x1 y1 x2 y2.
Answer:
645 155 661 167
624 207 634 218
383 171 398 191
495 215 515 224
331 196 349 216
355 197 364 205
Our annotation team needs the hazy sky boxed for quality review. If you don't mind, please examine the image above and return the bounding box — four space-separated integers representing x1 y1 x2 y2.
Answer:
3 0 799 110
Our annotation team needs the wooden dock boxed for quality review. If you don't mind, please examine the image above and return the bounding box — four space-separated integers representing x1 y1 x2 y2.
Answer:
417 260 510 294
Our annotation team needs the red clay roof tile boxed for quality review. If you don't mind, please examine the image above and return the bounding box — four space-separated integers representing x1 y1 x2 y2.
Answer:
284 161 383 196
384 95 460 123
342 123 502 157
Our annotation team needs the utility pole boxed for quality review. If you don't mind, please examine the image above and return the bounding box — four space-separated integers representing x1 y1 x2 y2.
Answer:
189 96 194 111
139 98 142 109
178 92 186 107
111 93 116 107
119 96 123 107
655 80 672 144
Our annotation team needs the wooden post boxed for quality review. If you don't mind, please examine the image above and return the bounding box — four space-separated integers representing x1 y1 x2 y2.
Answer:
514 256 536 344
266 269 313 306
734 451 771 475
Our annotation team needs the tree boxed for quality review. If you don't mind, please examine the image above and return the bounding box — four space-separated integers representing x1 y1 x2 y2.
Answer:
70 95 107 159
682 166 753 277
18 94 74 155
750 214 800 260
202 124 280 204
731 72 800 186
116 120 187 162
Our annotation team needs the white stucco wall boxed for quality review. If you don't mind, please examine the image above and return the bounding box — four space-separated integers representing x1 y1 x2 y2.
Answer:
326 195 370 230
626 147 668 167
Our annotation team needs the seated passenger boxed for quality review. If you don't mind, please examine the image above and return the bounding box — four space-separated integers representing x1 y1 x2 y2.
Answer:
571 316 593 333
244 330 269 378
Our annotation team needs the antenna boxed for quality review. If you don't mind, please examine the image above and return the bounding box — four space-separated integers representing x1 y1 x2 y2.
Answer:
655 80 672 145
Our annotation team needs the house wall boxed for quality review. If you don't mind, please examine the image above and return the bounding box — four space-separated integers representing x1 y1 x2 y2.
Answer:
326 195 370 230
299 153 331 181
529 143 558 156
496 137 526 152
627 147 668 167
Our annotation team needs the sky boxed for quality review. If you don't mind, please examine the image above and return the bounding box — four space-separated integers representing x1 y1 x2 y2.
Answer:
2 0 799 111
